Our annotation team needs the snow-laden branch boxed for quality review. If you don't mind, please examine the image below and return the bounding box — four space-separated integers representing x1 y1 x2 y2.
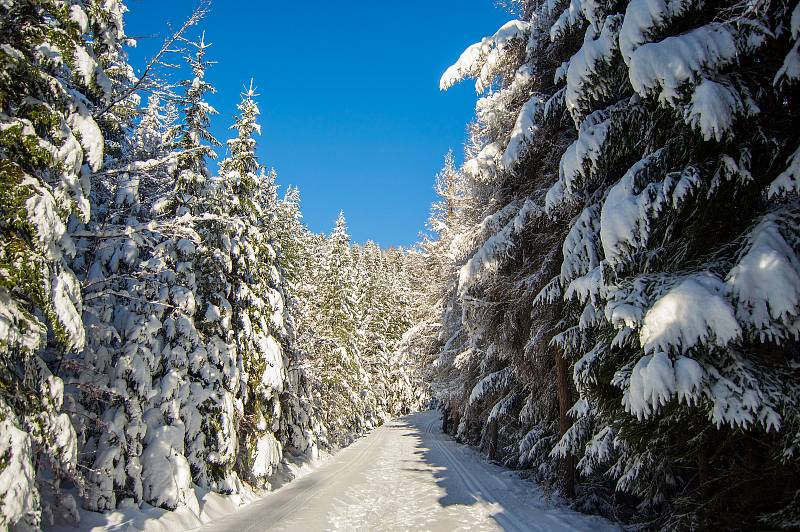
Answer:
71 213 247 241
90 147 207 178
95 0 210 119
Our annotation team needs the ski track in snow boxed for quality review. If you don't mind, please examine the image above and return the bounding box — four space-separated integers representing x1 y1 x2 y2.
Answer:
192 410 618 532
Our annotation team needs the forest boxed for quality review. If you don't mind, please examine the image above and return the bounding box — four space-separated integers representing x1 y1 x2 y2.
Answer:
1 0 799 530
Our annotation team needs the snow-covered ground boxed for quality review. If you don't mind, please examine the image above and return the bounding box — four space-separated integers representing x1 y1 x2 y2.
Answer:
51 410 619 531
47 454 329 532
191 410 618 532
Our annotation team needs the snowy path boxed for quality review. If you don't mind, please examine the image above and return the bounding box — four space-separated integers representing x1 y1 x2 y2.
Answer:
192 410 617 531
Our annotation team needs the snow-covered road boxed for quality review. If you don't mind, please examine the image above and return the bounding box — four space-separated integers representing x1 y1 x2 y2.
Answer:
192 410 617 531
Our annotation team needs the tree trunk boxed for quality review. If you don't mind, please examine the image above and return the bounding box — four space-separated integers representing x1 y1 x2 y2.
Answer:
555 349 575 499
488 420 498 461
697 444 708 525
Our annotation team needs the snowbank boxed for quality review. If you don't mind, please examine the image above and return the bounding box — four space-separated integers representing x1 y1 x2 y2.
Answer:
47 453 330 531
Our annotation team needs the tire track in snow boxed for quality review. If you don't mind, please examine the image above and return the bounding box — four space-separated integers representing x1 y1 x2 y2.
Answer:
192 426 387 532
422 415 608 532
422 416 538 532
194 411 619 532
264 426 388 530
325 422 444 530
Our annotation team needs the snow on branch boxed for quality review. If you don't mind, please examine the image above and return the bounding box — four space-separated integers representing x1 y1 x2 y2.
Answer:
768 145 800 198
91 147 207 178
628 23 737 105
639 275 741 356
621 351 705 420
726 211 800 343
501 95 542 169
458 199 539 296
70 213 243 242
619 0 695 64
773 2 800 86
440 20 531 92
564 14 622 123
468 367 514 406
683 77 754 142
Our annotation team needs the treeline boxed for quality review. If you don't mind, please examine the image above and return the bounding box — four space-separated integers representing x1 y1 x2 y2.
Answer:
407 0 800 528
0 2 421 529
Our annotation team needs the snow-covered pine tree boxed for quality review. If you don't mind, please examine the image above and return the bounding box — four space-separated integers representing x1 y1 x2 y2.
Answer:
313 213 373 444
270 187 307 285
286 227 329 446
0 1 117 527
60 3 181 517
412 154 466 400
356 241 413 424
385 247 415 345
86 0 136 167
125 94 180 212
413 154 474 436
157 31 219 217
66 6 225 512
433 5 584 498
71 105 179 513
541 0 800 525
435 0 800 526
433 0 800 525
204 83 287 489
68 54 205 519
269 188 325 455
350 244 380 426
126 31 222 510
377 246 422 416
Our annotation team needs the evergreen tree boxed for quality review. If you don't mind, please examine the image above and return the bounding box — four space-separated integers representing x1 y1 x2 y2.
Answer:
155 31 219 217
68 86 190 513
270 188 326 454
205 83 287 488
0 0 118 527
428 0 800 527
125 31 222 510
544 0 800 525
315 213 370 442
431 11 562 486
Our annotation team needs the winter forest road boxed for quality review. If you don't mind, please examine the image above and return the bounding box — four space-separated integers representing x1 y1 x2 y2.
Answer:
193 410 618 532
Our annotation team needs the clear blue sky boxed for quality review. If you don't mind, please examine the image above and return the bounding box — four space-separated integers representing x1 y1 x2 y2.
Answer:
124 1 511 246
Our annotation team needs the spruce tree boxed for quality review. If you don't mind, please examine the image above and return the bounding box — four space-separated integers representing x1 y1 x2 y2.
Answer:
205 83 288 488
431 0 800 526
316 213 369 442
270 188 324 455
128 31 221 510
544 0 800 525
0 0 118 526
69 87 188 513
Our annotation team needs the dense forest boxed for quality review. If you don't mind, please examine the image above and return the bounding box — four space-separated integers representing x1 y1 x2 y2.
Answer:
1 0 799 530
412 0 800 528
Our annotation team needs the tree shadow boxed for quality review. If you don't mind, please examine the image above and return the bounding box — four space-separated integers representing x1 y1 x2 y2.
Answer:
398 410 619 532
398 410 527 529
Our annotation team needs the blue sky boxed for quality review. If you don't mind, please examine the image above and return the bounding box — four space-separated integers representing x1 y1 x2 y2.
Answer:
124 1 511 246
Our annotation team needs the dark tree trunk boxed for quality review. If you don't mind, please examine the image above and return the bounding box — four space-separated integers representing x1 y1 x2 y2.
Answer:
555 349 575 499
488 420 498 461
697 444 708 525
